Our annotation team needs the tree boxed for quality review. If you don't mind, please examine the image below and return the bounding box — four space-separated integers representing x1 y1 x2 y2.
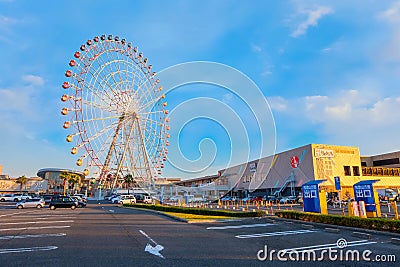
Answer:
60 172 82 195
67 173 81 194
59 172 71 195
15 175 28 192
124 174 134 195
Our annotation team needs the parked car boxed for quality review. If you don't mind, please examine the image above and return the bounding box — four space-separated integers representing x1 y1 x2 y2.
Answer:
119 195 136 204
73 194 87 202
280 196 297 204
13 193 31 201
135 194 152 204
16 198 45 209
110 195 121 203
296 195 303 204
41 194 54 205
0 194 21 202
250 196 263 202
49 196 77 210
70 196 87 208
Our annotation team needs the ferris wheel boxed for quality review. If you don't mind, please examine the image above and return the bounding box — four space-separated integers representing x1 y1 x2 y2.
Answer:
60 34 170 192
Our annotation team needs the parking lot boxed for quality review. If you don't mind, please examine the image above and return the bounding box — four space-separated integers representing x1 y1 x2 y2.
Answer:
0 201 399 266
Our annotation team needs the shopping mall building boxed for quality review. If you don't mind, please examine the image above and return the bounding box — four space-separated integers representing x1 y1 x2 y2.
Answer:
174 143 400 199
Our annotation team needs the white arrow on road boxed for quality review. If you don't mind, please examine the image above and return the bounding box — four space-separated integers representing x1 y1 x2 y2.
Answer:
139 230 165 259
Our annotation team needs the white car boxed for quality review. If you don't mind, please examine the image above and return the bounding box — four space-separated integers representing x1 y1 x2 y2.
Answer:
119 195 136 204
13 193 31 201
110 195 122 203
1 194 21 202
16 198 45 209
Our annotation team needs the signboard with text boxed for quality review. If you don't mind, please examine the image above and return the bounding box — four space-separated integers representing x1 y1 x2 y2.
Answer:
302 180 326 213
353 180 378 212
334 176 341 191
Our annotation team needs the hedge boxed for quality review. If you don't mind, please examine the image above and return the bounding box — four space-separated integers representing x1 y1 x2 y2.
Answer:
124 203 264 218
275 210 400 233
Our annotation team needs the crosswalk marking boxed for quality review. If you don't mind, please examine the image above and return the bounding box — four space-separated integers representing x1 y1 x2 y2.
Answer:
2 220 74 225
235 229 316 239
0 233 66 240
0 225 70 232
0 246 58 254
207 223 275 230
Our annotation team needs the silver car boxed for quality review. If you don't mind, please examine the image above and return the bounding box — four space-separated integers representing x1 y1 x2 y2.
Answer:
16 198 45 209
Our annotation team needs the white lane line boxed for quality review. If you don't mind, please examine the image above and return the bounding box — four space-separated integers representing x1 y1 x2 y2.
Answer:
0 246 58 254
0 211 37 217
207 223 275 230
236 229 316 239
2 220 74 225
14 215 76 218
281 240 377 253
0 233 66 240
139 230 165 259
0 225 70 232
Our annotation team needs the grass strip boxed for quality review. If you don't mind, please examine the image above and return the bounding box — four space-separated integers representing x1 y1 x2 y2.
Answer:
124 203 264 217
164 212 232 221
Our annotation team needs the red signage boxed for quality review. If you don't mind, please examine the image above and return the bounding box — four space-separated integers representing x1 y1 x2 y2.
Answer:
290 156 299 168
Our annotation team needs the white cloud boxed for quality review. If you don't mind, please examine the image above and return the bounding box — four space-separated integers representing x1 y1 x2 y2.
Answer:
378 1 400 23
222 92 234 104
271 90 400 154
0 14 18 30
251 43 262 53
267 96 287 111
291 6 334 38
22 74 45 86
377 2 400 63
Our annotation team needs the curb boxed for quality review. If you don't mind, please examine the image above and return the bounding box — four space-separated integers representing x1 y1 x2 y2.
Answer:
391 237 400 245
123 206 188 223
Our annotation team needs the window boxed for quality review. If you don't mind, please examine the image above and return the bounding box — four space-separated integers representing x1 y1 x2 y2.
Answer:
353 166 360 176
373 158 400 166
344 166 351 176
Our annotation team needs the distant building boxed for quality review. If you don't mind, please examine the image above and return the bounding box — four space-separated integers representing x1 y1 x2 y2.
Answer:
0 176 47 194
37 168 86 194
171 144 400 200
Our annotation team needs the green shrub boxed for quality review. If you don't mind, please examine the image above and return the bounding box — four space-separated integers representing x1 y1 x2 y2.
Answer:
124 203 264 218
275 211 400 233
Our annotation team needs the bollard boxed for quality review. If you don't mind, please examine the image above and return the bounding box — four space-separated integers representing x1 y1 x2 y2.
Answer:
392 201 398 220
342 207 345 216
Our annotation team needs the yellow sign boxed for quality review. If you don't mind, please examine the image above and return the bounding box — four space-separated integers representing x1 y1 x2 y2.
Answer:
314 148 335 158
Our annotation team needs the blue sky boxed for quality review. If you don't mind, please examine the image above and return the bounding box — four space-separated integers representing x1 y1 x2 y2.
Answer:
1 0 400 179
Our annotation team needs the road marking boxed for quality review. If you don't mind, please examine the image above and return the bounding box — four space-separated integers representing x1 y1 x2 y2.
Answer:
235 229 316 239
0 211 37 217
0 246 58 254
0 225 70 232
139 230 165 259
281 239 377 253
0 233 66 240
15 215 76 218
2 220 74 225
207 223 275 230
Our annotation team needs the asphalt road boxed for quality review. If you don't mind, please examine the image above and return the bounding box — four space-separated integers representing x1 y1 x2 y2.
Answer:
0 201 399 267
